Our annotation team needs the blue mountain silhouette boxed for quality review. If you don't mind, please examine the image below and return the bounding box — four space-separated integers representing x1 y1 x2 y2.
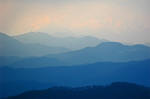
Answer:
7 41 150 68
0 32 69 57
5 82 150 99
0 60 150 98
14 32 106 50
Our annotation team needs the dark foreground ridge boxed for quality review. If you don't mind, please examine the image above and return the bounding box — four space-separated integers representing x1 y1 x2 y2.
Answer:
6 82 150 99
0 60 150 98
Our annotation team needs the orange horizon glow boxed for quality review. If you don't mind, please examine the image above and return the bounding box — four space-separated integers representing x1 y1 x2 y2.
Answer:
0 0 150 43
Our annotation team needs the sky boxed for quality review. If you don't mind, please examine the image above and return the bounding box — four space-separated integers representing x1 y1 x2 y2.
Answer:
0 0 150 44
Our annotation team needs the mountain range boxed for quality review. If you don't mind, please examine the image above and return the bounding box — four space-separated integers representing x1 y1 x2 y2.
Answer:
14 32 106 50
0 32 150 98
0 59 150 98
0 33 69 57
0 32 106 67
0 32 150 68
5 82 150 99
7 41 150 68
46 42 150 64
1 60 150 86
